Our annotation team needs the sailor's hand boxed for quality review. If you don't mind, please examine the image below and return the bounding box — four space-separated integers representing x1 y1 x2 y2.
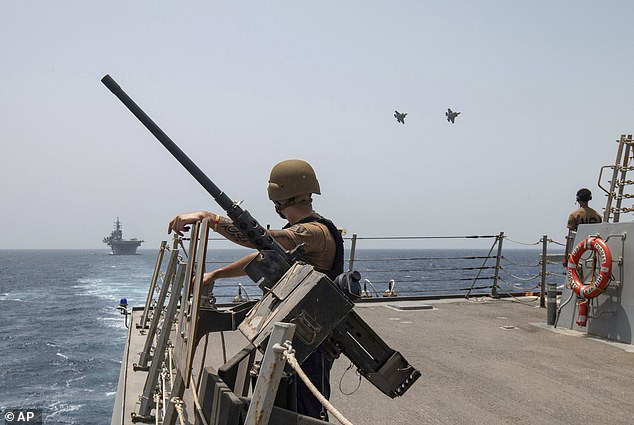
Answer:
202 271 216 287
197 271 217 299
167 211 209 236
189 271 216 297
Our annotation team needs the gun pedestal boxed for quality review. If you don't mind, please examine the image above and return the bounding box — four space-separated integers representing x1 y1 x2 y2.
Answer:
239 263 421 399
239 263 354 362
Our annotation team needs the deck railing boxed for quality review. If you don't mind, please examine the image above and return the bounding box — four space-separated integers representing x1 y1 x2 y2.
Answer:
189 231 567 306
344 233 504 299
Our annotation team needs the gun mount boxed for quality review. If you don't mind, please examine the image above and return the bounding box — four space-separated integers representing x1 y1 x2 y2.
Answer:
238 262 421 398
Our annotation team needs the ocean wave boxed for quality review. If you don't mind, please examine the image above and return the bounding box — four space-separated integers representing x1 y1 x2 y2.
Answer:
76 277 104 284
56 352 69 360
47 400 82 417
100 316 123 321
99 317 127 330
74 278 148 303
74 286 133 301
65 375 85 387
0 292 25 302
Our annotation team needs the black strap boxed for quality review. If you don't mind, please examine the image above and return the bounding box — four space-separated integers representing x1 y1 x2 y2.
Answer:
284 214 344 280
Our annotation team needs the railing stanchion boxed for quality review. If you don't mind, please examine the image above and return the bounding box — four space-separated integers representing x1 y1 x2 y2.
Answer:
546 236 559 325
348 233 358 272
492 232 504 298
540 235 547 308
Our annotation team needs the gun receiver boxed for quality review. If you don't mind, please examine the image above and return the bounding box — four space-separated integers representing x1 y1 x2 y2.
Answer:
101 74 296 288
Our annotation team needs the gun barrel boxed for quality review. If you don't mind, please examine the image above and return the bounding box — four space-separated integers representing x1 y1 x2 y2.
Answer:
101 74 234 211
101 74 289 267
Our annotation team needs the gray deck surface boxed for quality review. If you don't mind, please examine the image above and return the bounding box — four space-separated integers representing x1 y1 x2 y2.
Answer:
331 298 634 425
116 297 634 425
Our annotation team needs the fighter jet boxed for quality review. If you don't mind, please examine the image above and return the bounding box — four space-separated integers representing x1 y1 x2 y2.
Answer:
446 108 460 123
394 110 407 124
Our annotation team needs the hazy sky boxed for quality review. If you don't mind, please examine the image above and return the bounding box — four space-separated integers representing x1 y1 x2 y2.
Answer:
2 1 633 250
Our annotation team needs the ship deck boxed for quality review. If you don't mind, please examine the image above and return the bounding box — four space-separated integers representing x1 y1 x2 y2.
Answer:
332 297 634 425
115 296 634 425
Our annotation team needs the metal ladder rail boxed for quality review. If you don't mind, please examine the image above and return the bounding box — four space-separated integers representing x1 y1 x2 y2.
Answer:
136 238 181 370
163 218 211 425
600 134 634 222
175 221 200 357
136 261 187 421
138 240 168 329
612 134 634 222
184 217 211 386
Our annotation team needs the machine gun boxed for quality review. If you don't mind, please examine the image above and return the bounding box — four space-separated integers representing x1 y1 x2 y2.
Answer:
101 75 420 422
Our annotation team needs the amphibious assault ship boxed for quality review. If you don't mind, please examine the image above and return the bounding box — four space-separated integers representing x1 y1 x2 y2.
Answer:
103 217 144 255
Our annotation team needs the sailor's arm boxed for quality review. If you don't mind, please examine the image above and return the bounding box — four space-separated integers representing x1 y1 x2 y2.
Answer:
267 228 296 250
168 211 297 250
202 252 258 285
168 211 209 235
168 211 254 248
200 233 294 285
563 228 574 267
562 213 577 267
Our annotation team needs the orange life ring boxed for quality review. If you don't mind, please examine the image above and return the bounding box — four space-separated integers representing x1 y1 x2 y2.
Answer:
567 236 612 298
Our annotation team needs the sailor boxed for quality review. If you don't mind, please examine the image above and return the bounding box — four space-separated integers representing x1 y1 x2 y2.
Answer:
562 188 602 266
168 159 343 421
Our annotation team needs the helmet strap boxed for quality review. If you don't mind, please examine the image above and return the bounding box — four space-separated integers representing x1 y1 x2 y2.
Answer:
273 195 313 219
274 204 286 220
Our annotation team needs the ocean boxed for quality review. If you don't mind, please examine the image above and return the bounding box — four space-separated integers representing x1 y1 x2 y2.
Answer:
0 247 563 424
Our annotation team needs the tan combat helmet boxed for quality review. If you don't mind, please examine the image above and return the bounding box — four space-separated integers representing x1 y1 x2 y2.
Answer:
267 159 321 201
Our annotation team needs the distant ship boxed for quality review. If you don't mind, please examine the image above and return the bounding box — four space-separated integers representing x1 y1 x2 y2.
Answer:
103 217 143 255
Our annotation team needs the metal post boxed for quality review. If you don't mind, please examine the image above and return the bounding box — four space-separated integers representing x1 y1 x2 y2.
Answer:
162 370 185 425
491 232 504 298
137 242 180 370
137 262 187 419
540 235 547 308
244 322 296 425
164 224 201 425
184 218 211 387
175 221 200 356
613 135 632 223
139 240 168 329
603 135 626 222
348 233 358 272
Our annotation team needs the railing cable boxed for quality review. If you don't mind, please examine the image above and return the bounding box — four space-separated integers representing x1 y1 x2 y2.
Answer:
498 266 541 281
504 237 541 246
466 238 498 297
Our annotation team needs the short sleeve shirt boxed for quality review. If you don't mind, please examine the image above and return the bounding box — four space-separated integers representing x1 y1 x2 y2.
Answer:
566 207 602 231
279 221 336 272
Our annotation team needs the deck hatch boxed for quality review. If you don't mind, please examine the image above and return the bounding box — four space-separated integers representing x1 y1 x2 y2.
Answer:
387 302 435 311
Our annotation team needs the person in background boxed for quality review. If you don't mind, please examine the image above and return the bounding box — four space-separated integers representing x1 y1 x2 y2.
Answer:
168 159 343 421
562 188 602 266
